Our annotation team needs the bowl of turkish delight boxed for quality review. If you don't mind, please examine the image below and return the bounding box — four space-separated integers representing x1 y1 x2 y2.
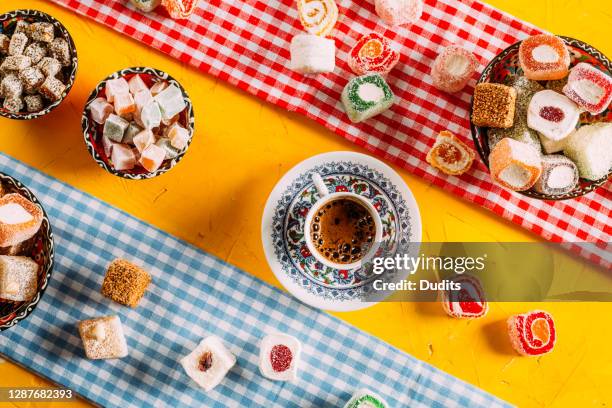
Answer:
0 172 54 331
82 67 195 179
0 9 78 120
470 35 611 200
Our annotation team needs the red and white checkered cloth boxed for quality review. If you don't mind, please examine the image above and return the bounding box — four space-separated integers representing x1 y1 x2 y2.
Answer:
51 0 611 267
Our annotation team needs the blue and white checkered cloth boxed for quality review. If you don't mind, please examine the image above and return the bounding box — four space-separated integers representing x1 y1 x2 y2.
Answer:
0 153 511 408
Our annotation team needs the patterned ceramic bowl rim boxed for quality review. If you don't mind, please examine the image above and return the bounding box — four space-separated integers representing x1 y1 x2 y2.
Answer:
470 36 611 201
0 172 54 331
81 66 196 180
0 9 78 120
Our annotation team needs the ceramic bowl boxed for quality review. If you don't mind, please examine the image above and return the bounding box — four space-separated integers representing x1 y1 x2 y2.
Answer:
471 36 611 200
0 9 78 120
82 66 195 179
0 173 54 331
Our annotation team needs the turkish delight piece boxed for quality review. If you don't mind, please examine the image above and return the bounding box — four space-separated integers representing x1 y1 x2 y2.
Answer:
426 130 475 175
133 129 156 153
124 122 142 145
507 310 556 356
139 144 166 172
441 274 488 319
13 21 30 37
134 89 154 112
8 33 28 56
431 45 479 93
154 84 186 120
150 80 168 96
2 97 23 113
18 67 45 93
37 57 61 77
348 32 399 76
165 123 190 149
563 62 612 115
1 55 32 72
39 76 66 101
181 336 236 391
519 34 570 81
102 135 115 157
105 77 130 103
510 76 545 116
533 155 579 195
155 138 181 159
290 34 336 75
0 256 38 301
341 73 395 123
130 0 161 12
128 74 149 95
23 42 48 65
24 94 44 113
297 0 338 37
110 143 137 171
0 193 44 247
103 114 129 143
374 0 423 26
139 101 162 129
527 90 580 141
259 333 301 381
88 97 114 125
48 38 71 66
0 34 9 55
344 389 389 408
30 22 55 43
564 122 612 180
114 92 136 117
102 259 151 307
1 74 24 98
78 315 129 359
471 83 516 128
489 138 542 191
161 0 200 19
538 133 567 155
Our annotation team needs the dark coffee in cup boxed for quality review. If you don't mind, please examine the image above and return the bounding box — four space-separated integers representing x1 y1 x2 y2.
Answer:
309 198 376 264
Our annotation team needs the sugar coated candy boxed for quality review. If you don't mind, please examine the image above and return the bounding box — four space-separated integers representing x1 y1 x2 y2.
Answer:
510 76 544 116
344 389 388 408
426 130 475 175
471 83 517 128
89 97 113 125
0 34 9 54
259 334 301 381
161 0 200 19
290 34 335 75
431 45 479 93
140 101 162 129
341 74 394 123
134 89 154 112
1 74 23 99
139 144 166 172
348 32 399 76
133 129 156 153
519 34 570 81
538 133 567 155
19 67 45 93
441 274 488 319
23 42 48 65
0 255 38 302
0 193 43 247
154 84 186 121
105 77 130 103
1 55 32 72
48 38 71 66
181 336 236 392
155 138 181 159
527 90 580 141
124 122 142 145
165 123 190 149
374 0 423 27
37 57 61 77
563 62 612 115
564 122 612 180
103 114 130 143
3 97 23 113
39 76 66 102
111 143 137 171
78 315 129 359
8 32 28 56
507 310 556 356
114 92 136 117
13 21 30 37
30 22 55 43
24 94 44 113
128 74 149 95
297 0 338 37
130 0 161 12
533 155 579 195
489 138 542 191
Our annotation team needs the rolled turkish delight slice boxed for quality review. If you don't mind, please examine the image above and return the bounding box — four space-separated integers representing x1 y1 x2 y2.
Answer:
161 0 200 19
259 333 301 381
519 34 570 81
563 63 612 115
297 0 338 37
527 90 580 141
0 194 43 247
3 97 23 113
290 34 335 75
426 130 475 175
471 83 516 128
441 274 488 319
348 32 399 76
431 45 479 93
181 336 236 391
564 122 612 181
533 155 579 195
489 138 542 191
341 74 394 123
507 310 556 356
344 389 388 408
374 0 423 27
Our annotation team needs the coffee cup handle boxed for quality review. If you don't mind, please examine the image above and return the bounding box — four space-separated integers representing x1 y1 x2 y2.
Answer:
311 173 329 198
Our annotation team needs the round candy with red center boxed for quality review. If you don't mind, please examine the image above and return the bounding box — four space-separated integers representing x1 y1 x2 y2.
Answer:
507 310 556 356
441 274 488 318
348 32 399 76
161 0 199 19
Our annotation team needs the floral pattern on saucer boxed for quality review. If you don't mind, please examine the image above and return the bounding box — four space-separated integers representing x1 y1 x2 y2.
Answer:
271 161 412 301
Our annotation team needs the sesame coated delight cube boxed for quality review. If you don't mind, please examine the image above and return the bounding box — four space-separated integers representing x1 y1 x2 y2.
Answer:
471 83 517 128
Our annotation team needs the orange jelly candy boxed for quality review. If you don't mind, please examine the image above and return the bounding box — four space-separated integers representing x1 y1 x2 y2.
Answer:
519 34 570 81
426 131 475 175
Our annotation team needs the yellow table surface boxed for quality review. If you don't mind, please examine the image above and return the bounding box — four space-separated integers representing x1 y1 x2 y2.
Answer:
0 0 610 407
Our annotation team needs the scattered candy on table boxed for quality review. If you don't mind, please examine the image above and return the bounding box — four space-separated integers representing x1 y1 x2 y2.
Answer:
527 90 580 141
563 122 612 181
431 45 479 93
258 334 301 381
78 315 129 360
441 274 488 319
518 34 570 81
296 0 338 37
161 0 200 19
489 138 542 191
344 389 388 408
181 336 236 391
341 73 395 123
426 130 475 175
562 62 612 115
533 155 579 195
374 0 423 27
290 34 336 74
471 83 517 128
0 255 38 302
348 32 399 76
101 259 151 308
507 310 556 356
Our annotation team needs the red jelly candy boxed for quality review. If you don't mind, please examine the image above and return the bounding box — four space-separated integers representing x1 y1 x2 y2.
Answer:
348 32 399 76
270 344 292 372
161 0 199 19
441 274 488 318
507 310 556 356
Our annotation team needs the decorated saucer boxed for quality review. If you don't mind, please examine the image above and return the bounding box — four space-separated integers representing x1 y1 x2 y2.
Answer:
262 152 421 311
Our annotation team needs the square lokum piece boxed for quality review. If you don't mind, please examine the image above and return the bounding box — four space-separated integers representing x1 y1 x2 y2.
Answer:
155 138 181 160
290 34 336 75
101 259 151 307
88 97 113 125
29 22 55 43
344 389 389 408
150 80 168 96
48 38 71 66
139 144 166 172
128 74 148 95
105 77 130 103
13 21 30 37
1 74 24 98
19 67 45 93
37 57 61 77
133 129 155 153
103 114 129 143
124 122 142 145
78 315 129 359
1 55 32 72
181 336 236 392
165 123 189 149
154 84 186 120
259 334 301 381
23 42 48 64
139 101 162 129
24 94 44 113
8 33 28 56
0 255 38 302
133 89 154 112
0 34 9 54
39 76 66 101
471 83 517 128
341 73 395 123
111 144 137 170
0 193 44 247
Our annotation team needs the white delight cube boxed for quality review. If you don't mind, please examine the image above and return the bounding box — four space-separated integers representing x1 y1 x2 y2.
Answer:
78 315 129 360
181 336 236 391
258 333 301 381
